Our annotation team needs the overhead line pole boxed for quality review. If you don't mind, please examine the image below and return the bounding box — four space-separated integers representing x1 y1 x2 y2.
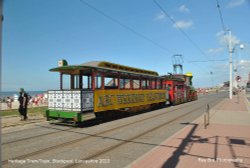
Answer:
228 30 233 99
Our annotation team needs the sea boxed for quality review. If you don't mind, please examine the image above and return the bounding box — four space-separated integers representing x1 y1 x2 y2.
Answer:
0 91 47 99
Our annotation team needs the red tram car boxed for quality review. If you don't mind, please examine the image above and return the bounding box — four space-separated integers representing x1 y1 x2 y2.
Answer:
162 73 197 105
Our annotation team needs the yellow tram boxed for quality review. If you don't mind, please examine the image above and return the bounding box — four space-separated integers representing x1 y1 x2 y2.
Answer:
46 60 169 124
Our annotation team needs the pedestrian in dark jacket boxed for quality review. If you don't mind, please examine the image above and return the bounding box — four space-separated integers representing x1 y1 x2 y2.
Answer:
18 88 28 120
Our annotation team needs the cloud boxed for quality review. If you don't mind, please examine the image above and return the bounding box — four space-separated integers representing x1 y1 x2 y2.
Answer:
239 59 250 67
173 20 193 29
178 5 190 13
155 11 166 21
227 0 245 8
208 47 224 54
237 59 250 83
216 31 240 47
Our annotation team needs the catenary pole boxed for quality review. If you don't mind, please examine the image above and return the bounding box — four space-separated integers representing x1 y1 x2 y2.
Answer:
229 30 233 99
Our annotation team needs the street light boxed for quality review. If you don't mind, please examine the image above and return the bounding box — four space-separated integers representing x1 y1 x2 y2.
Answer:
228 29 244 99
228 30 233 99
233 43 244 88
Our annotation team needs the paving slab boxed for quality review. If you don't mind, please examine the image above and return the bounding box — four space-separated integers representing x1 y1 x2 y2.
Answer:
130 93 250 168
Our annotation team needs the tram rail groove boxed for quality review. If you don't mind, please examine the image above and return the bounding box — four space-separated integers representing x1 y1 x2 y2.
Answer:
2 96 222 165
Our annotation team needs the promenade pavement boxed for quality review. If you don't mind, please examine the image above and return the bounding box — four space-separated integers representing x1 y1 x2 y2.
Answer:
1 114 45 128
130 92 250 168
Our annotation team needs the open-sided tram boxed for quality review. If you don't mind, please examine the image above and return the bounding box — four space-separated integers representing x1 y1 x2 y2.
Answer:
46 60 197 124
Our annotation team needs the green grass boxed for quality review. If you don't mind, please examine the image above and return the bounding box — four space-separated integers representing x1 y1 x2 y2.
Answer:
0 106 48 117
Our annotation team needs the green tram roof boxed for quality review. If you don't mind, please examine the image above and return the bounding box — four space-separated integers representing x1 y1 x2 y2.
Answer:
50 61 160 78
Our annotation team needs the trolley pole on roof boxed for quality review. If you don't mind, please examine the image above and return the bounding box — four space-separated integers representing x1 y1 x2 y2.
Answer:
172 54 183 75
228 30 233 99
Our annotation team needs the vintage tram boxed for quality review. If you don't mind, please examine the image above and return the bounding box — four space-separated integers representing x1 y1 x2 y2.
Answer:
46 60 197 124
162 73 197 105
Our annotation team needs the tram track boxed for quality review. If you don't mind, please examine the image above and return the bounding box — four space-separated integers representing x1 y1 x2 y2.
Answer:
2 101 198 146
62 97 221 168
1 126 76 145
2 95 223 165
2 94 219 145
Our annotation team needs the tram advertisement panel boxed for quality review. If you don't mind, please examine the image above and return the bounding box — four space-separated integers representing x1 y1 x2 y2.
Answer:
94 90 166 112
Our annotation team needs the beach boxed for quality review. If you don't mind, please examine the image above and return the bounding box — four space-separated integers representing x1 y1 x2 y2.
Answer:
0 91 48 111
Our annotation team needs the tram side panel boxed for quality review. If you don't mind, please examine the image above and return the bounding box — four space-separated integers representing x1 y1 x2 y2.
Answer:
94 89 168 113
46 89 169 123
46 90 95 122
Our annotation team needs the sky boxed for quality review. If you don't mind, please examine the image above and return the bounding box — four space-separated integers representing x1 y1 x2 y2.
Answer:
2 0 250 91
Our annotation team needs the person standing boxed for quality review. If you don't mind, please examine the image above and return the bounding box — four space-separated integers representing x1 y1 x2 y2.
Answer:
6 97 12 109
18 88 28 120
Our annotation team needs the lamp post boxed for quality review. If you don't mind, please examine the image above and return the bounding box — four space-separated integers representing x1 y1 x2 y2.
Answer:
229 30 233 99
228 30 244 99
233 44 244 89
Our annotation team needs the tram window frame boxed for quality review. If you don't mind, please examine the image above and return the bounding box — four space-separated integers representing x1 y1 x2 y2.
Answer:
141 79 150 89
119 78 125 89
74 75 80 89
61 74 70 90
156 79 162 89
124 79 131 89
104 77 118 89
149 79 153 89
95 74 102 89
152 79 157 89
132 79 140 89
141 79 146 89
82 75 92 89
119 75 132 90
176 85 183 90
167 84 172 91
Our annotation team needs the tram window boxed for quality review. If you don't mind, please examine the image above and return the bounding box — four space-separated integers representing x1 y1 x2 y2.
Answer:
74 75 79 89
168 84 172 91
133 80 140 89
105 77 118 89
149 80 153 89
119 78 124 89
119 78 130 89
82 76 91 89
153 80 157 89
124 79 130 89
62 75 70 90
142 80 149 89
95 75 102 89
142 80 146 89
157 80 162 89
177 85 183 90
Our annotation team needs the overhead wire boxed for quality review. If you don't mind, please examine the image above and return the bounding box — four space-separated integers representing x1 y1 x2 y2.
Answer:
153 0 211 62
78 0 216 79
153 0 213 76
215 0 227 33
188 59 227 63
79 0 173 54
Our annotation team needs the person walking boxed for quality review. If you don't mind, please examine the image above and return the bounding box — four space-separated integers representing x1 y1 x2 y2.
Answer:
18 88 28 121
